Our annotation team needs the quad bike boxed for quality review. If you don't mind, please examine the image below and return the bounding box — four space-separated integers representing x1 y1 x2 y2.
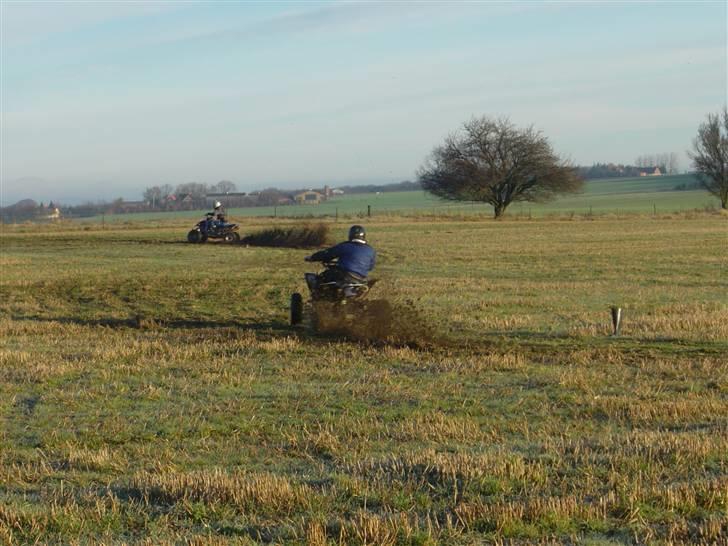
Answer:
187 213 240 243
290 261 390 337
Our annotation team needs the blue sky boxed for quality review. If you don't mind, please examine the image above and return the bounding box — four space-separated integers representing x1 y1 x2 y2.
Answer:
1 1 726 205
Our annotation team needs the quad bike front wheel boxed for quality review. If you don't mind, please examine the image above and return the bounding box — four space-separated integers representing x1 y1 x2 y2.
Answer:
187 230 201 243
290 293 304 326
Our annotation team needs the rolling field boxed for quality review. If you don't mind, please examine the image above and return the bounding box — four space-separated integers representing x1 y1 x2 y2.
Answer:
0 213 727 544
76 175 720 225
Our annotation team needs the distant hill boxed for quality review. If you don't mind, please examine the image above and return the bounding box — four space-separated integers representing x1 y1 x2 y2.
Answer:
335 180 421 194
9 198 39 210
583 174 700 196
332 175 698 196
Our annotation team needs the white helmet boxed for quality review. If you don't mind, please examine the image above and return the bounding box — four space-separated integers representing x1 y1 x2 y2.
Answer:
214 201 222 208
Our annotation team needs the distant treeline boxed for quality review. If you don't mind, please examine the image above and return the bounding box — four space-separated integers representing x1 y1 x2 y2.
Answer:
577 163 666 179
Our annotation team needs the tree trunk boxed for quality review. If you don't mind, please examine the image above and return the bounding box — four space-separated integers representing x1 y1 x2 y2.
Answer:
493 203 505 219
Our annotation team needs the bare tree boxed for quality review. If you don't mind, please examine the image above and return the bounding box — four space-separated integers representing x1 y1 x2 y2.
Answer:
689 108 728 209
175 182 209 199
636 152 675 173
667 152 680 175
160 184 174 198
214 180 237 193
143 186 163 208
418 116 583 218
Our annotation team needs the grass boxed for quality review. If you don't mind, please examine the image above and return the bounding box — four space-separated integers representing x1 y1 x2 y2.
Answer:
0 213 726 544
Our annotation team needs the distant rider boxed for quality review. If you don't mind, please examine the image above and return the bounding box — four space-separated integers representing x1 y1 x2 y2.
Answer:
212 201 226 223
305 225 376 285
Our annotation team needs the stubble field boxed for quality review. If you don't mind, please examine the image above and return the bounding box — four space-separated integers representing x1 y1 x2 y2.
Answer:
0 213 726 545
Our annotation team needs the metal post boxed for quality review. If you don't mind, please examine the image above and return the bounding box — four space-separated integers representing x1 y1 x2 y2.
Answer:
335 207 338 221
610 306 622 336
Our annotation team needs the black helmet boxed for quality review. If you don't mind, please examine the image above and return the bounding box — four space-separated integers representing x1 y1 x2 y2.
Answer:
348 225 366 242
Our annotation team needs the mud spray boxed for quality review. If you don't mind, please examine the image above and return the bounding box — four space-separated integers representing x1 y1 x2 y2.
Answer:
308 293 440 347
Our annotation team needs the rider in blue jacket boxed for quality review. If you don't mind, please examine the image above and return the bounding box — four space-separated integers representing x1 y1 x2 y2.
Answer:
306 225 376 284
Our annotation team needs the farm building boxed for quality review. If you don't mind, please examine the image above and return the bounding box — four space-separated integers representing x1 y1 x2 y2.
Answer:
294 191 325 205
639 167 663 177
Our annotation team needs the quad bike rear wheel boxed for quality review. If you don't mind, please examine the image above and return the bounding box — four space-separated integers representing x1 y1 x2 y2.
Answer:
224 232 240 243
290 293 304 326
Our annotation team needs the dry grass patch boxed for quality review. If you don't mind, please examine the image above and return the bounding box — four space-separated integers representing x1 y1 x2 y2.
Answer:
129 469 312 516
346 448 543 490
394 412 483 444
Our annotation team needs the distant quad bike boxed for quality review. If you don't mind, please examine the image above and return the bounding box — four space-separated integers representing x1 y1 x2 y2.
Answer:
290 261 391 337
187 213 240 243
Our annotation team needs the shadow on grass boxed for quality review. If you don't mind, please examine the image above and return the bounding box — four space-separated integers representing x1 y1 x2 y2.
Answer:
96 239 243 247
4 313 618 354
10 314 289 332
10 314 723 358
110 485 278 542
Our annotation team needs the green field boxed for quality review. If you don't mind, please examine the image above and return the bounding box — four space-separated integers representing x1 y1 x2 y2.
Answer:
76 175 720 225
1 213 726 544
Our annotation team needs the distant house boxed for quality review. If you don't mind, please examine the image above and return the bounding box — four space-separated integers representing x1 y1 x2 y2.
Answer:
45 201 62 220
294 190 325 205
180 194 195 210
639 167 662 177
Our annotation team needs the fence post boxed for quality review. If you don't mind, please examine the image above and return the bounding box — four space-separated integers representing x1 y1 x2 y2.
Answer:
610 306 622 336
274 206 277 218
101 213 105 230
653 203 656 216
367 205 371 218
335 207 338 221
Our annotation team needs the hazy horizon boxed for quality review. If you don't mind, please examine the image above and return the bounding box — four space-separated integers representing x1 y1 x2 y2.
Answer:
2 1 726 206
